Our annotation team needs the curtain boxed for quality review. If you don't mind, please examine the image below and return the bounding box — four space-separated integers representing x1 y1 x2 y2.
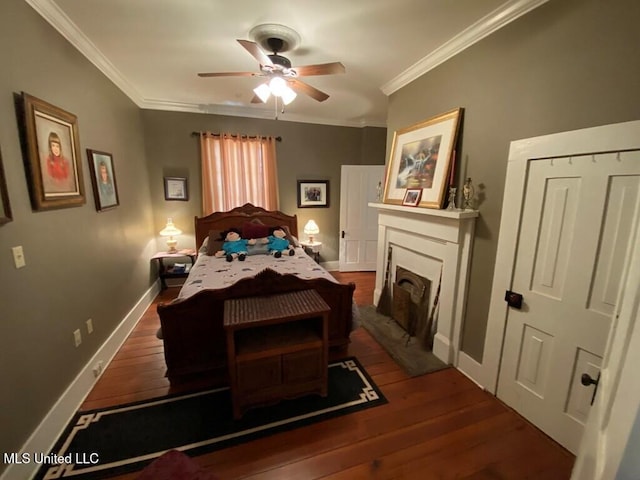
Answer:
200 133 279 215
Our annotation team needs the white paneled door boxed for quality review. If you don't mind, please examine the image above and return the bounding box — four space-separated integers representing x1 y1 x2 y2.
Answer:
339 165 385 271
497 151 640 454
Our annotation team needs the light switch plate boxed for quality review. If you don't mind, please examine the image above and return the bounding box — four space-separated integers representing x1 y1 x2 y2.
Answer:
12 246 26 269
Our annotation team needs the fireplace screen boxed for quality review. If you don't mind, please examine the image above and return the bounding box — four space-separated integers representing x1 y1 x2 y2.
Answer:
392 266 431 341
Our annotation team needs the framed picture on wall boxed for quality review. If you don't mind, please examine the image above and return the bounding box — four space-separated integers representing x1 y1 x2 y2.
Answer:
0 146 12 225
297 180 329 208
18 92 85 211
164 176 188 201
383 108 462 209
87 149 119 211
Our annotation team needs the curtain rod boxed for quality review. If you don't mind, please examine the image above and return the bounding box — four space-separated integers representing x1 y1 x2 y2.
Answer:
191 132 282 142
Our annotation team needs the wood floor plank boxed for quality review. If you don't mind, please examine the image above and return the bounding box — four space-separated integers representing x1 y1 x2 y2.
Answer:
81 271 573 479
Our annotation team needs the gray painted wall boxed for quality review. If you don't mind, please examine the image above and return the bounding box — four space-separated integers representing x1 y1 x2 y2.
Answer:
141 110 386 261
0 0 155 461
387 0 640 362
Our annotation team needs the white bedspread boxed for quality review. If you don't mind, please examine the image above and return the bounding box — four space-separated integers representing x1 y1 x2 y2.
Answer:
178 247 337 300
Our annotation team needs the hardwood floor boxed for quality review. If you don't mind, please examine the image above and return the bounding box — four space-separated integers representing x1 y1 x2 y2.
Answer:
82 271 574 479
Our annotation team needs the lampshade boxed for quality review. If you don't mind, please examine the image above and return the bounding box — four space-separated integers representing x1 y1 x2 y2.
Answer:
253 83 271 103
280 86 297 105
269 76 287 96
159 218 182 253
303 219 319 243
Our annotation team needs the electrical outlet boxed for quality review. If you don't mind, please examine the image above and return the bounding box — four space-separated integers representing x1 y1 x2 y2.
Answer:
86 318 93 334
73 329 82 347
92 361 104 378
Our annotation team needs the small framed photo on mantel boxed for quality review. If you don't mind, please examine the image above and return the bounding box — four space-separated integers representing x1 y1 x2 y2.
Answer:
164 177 188 201
402 188 422 207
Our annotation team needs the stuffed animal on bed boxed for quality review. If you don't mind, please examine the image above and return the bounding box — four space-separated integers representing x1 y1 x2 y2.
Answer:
267 227 295 258
215 229 256 262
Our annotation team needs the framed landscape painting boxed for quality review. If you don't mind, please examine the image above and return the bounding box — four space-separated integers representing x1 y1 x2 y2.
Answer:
18 92 85 211
383 108 462 209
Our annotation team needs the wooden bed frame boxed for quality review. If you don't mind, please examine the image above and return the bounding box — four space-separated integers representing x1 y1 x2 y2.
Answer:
157 203 355 384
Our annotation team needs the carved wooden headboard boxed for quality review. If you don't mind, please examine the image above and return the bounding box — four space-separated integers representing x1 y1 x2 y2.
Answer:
194 203 298 249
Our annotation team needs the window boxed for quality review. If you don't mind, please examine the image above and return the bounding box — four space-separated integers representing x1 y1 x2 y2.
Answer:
200 133 279 214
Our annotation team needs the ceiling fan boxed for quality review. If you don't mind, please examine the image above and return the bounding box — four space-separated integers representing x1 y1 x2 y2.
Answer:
198 36 345 104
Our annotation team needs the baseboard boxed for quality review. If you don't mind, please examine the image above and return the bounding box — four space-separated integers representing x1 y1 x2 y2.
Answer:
1 280 161 480
321 260 339 271
457 351 486 390
432 333 452 364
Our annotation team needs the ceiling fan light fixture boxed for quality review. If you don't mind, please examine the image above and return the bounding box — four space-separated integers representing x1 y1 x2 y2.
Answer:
253 83 271 103
281 86 297 105
268 76 287 97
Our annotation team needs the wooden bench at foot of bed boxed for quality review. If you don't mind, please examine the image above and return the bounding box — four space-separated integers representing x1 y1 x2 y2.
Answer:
157 268 355 385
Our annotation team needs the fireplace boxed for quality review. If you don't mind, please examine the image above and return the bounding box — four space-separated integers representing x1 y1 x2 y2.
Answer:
369 202 478 365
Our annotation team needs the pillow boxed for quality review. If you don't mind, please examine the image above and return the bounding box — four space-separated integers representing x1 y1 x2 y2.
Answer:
242 220 270 239
198 236 209 255
205 229 225 256
247 243 269 256
281 225 301 247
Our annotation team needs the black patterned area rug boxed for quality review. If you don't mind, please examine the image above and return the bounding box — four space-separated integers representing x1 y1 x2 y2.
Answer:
359 305 449 377
34 357 386 480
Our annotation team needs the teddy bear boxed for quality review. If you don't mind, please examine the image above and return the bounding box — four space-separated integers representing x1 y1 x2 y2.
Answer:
267 227 295 258
215 229 256 262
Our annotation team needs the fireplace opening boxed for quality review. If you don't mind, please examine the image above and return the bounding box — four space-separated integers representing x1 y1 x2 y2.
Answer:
392 266 432 347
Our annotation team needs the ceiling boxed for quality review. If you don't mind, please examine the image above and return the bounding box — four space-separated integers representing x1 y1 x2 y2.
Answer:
29 0 547 128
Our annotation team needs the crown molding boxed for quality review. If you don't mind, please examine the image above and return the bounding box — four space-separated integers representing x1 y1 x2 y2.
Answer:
380 0 550 95
25 0 145 105
140 98 386 128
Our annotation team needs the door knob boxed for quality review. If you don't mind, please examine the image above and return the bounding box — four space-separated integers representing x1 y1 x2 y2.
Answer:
581 373 598 387
580 372 600 406
504 290 523 309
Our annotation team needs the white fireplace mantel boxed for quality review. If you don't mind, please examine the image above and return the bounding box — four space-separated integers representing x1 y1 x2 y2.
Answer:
369 202 478 366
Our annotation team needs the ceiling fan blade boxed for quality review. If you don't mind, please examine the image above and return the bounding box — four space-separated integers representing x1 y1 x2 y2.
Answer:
237 39 273 66
197 72 257 77
289 79 330 102
292 62 346 76
250 94 265 104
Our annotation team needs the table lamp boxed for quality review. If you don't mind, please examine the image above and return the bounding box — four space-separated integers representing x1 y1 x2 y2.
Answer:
303 219 319 244
160 218 182 253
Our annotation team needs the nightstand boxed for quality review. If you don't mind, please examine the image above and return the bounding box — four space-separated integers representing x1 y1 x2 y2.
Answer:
300 241 322 263
151 249 197 289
